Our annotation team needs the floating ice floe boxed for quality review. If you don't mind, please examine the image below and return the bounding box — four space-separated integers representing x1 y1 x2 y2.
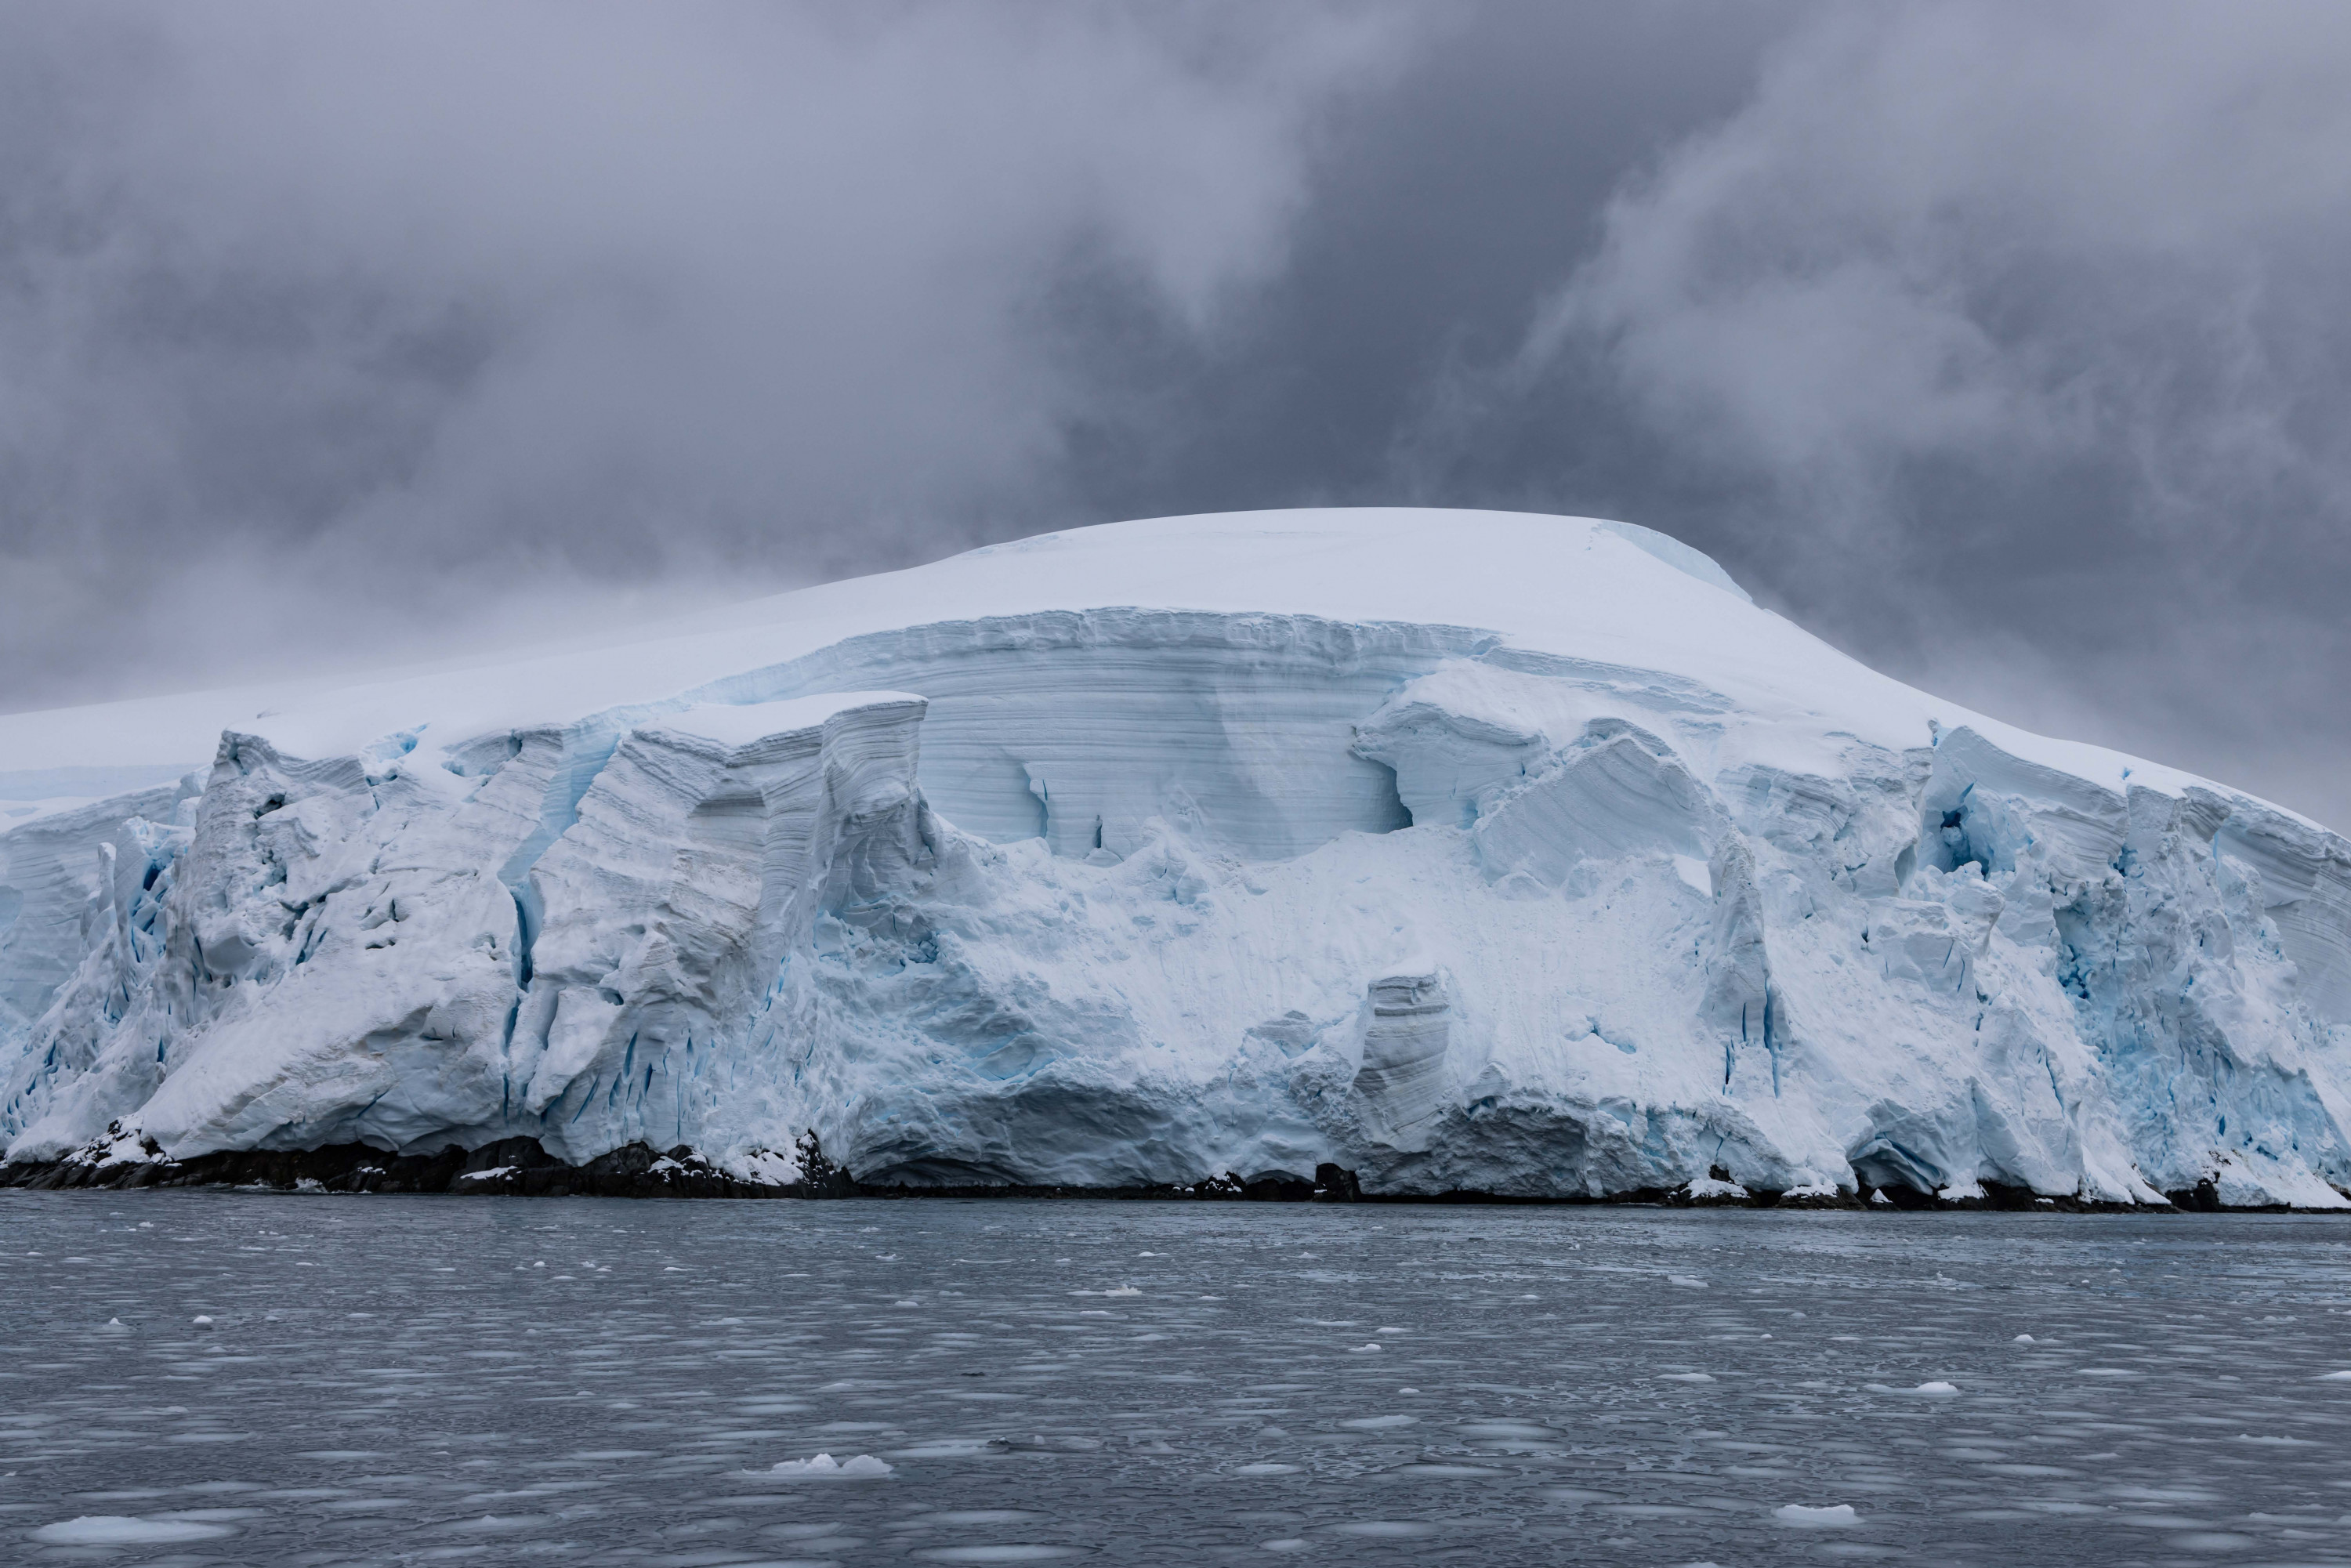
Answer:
769 1452 893 1479
1773 1504 1860 1527
33 1516 236 1545
1864 1381 1959 1396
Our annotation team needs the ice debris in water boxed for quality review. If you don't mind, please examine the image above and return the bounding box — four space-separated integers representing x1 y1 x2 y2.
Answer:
1349 1343 1383 1353
192 1314 213 1328
2015 1334 2035 1343
1104 1286 1142 1297
1865 1381 1959 1396
2319 1370 2351 1381
1774 1504 1860 1527
34 1517 237 1545
1669 1276 1707 1288
770 1453 893 1479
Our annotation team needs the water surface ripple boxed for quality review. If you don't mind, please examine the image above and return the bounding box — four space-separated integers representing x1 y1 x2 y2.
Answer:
5 1194 2351 1566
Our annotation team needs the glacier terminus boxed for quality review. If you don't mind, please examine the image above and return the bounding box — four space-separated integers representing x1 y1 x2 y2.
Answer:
2 509 2346 1206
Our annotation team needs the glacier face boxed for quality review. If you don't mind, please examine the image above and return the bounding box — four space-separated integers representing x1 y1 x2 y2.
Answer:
3 509 2348 1204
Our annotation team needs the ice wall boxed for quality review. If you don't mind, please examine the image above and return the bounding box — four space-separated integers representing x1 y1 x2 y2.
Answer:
3 509 2346 1204
683 610 1472 859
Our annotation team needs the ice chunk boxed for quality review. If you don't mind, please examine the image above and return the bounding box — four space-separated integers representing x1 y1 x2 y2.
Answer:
1773 1504 1859 1527
1679 1177 1747 1200
769 1452 893 1479
34 1515 237 1544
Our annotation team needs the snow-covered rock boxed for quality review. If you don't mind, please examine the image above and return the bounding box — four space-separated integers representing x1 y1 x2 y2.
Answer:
2 508 2346 1204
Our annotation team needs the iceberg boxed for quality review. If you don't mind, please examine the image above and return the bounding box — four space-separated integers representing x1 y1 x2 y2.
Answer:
2 508 2347 1206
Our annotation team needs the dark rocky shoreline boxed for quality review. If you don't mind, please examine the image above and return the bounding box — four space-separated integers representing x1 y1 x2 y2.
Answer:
0 1127 2317 1211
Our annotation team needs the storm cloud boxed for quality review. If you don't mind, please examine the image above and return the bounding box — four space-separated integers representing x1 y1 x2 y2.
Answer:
2 1 2346 826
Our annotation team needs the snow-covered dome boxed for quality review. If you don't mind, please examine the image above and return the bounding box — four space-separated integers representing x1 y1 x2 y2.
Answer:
4 509 2346 1204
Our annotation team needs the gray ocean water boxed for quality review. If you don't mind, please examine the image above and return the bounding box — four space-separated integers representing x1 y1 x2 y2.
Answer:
5 1193 2351 1567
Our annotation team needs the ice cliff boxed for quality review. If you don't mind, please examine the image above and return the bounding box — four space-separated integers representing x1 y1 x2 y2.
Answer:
4 509 2348 1204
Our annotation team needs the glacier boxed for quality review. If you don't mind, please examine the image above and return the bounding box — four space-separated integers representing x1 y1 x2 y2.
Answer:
2 508 2347 1206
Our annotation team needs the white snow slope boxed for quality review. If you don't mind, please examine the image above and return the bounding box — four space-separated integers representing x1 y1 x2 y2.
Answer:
3 509 2348 1204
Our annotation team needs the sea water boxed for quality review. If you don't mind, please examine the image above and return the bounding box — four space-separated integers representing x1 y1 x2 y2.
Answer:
5 1193 2350 1566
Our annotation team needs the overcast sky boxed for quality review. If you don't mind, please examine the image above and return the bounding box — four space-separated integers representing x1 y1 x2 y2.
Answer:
4 1 2346 827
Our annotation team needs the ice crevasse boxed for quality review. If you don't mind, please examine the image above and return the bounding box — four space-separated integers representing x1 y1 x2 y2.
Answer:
2 508 2347 1204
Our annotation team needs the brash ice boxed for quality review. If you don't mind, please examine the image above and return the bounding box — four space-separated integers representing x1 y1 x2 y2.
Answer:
2 509 2346 1204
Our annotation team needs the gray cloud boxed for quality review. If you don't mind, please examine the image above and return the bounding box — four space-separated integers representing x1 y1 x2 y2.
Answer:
0 2 1413 696
1404 2 2351 825
3 1 2346 828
